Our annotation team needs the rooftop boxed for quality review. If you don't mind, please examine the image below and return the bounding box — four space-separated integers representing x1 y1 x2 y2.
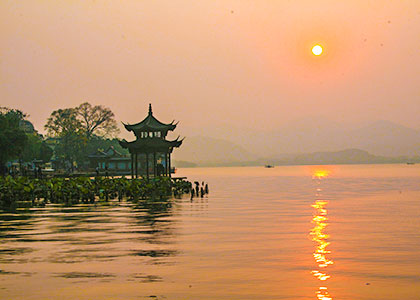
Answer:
123 104 177 133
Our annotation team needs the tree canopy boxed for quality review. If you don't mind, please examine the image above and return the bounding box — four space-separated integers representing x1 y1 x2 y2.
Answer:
21 133 53 163
77 102 119 138
44 108 86 166
44 108 82 137
0 108 28 167
44 103 120 167
45 103 119 139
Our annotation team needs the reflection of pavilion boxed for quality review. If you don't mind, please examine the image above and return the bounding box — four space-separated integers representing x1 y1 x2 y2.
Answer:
311 171 334 300
119 104 183 179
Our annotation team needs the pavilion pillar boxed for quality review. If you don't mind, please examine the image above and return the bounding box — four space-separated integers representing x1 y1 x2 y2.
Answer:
168 152 172 178
153 152 157 177
130 153 134 179
135 153 138 178
146 152 149 180
165 152 168 176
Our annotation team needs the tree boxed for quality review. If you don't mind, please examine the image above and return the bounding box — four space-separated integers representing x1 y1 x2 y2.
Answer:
76 102 119 139
44 103 120 170
44 108 86 166
0 108 28 171
21 133 53 163
45 108 82 136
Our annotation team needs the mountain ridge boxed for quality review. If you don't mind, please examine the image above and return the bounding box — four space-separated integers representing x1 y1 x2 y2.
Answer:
173 120 420 166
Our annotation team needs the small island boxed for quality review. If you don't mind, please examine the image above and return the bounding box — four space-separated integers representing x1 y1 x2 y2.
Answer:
0 104 193 210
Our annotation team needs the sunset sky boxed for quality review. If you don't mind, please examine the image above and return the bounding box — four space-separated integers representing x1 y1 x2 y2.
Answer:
1 0 420 138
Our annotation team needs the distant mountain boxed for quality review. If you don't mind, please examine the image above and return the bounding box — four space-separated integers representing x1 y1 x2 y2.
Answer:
291 148 400 165
342 120 420 156
172 160 197 168
172 136 257 166
173 146 412 167
227 119 420 157
173 119 420 166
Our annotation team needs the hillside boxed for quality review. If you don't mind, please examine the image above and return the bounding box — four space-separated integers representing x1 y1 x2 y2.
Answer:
171 120 420 167
218 119 420 157
172 136 257 166
342 120 420 156
291 148 400 165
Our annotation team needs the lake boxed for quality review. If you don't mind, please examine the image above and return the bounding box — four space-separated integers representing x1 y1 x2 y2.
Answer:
1 164 420 299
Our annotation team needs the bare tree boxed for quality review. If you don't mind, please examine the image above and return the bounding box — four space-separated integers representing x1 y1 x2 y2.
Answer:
76 102 119 139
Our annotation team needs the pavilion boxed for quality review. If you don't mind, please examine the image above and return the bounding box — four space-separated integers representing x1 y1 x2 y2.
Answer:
119 104 183 179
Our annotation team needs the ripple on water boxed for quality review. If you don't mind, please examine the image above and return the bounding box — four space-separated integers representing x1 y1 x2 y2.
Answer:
54 272 116 279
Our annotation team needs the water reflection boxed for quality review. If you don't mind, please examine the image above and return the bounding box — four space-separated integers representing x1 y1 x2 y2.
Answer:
0 199 179 284
311 170 333 300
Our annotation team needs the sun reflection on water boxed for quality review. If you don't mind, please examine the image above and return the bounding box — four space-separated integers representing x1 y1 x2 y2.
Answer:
312 169 331 179
311 170 333 300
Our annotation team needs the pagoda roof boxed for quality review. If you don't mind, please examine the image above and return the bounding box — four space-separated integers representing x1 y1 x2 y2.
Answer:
123 104 177 132
119 136 183 150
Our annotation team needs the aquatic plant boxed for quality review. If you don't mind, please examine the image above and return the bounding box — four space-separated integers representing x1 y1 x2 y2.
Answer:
0 176 191 210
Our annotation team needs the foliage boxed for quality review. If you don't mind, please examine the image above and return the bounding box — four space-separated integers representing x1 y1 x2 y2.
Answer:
21 133 53 163
56 132 87 166
0 107 28 167
45 108 82 136
44 108 87 165
77 102 119 138
0 176 192 210
44 103 120 168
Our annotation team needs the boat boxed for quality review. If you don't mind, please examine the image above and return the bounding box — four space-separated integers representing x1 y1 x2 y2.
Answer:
407 162 415 165
265 165 274 168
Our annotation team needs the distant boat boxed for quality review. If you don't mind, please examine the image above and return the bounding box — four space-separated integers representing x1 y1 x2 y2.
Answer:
407 162 415 165
265 165 274 168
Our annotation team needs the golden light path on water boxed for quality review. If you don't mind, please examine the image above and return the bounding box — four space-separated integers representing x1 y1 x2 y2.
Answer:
311 169 333 300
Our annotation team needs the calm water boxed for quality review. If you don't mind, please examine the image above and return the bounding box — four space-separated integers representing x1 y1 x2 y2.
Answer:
1 164 420 300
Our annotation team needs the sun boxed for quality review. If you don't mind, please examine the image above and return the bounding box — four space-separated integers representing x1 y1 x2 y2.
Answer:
312 45 323 56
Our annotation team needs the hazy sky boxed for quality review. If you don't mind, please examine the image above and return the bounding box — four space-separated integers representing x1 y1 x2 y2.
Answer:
1 0 420 138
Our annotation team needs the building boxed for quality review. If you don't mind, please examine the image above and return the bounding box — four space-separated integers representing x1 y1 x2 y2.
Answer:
88 146 131 173
119 104 183 179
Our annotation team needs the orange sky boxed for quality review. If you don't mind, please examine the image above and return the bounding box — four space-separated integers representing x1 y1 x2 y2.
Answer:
1 0 420 137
